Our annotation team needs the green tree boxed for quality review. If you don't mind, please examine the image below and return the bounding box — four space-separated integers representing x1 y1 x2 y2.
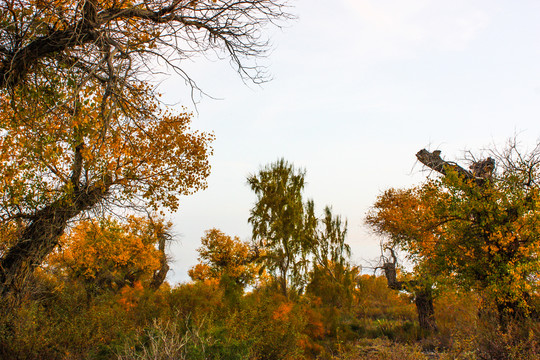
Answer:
314 206 351 277
248 159 353 299
307 206 357 309
427 167 540 318
248 159 313 297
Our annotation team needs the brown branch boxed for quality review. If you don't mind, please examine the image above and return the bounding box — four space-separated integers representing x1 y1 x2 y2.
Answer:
416 149 496 185
149 227 171 290
416 149 473 178
70 142 84 190
1 24 99 88
0 4 197 88
1 0 290 89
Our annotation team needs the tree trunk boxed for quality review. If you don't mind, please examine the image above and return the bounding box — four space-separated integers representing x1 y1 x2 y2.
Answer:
0 180 111 298
416 149 494 182
416 149 472 178
149 228 171 290
382 261 402 290
280 273 288 298
415 287 437 332
382 248 402 290
381 250 437 333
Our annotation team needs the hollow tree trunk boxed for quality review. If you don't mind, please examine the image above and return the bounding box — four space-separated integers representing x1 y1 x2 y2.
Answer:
0 180 111 298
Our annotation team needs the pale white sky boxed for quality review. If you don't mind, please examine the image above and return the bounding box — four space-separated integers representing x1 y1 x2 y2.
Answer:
159 0 540 283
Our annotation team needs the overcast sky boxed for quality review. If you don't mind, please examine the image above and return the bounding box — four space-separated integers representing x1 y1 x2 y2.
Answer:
158 0 540 283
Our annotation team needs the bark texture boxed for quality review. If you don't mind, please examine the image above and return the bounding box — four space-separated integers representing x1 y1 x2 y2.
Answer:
0 179 112 297
415 287 437 333
416 149 494 182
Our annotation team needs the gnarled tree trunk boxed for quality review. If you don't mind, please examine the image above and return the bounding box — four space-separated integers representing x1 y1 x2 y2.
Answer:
382 249 437 332
0 180 111 298
416 149 494 181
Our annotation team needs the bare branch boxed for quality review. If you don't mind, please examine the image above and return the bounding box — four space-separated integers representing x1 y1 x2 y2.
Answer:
0 0 293 89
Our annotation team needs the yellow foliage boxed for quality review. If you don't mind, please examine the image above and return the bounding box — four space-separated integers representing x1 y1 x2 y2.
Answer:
189 228 259 287
47 216 169 291
118 280 145 311
272 301 294 321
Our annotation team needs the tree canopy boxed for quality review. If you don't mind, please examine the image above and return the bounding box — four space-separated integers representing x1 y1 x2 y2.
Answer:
47 215 172 293
248 159 314 296
368 145 540 321
188 228 259 289
0 76 212 297
0 0 292 298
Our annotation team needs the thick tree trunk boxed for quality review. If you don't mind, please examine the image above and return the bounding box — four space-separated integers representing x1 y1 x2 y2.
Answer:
415 287 437 332
0 180 111 298
416 149 472 178
382 248 402 290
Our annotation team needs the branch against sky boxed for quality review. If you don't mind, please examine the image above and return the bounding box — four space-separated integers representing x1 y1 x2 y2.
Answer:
0 0 294 90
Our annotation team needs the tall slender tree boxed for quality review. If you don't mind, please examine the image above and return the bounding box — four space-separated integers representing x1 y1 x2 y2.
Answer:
248 159 353 297
248 159 312 297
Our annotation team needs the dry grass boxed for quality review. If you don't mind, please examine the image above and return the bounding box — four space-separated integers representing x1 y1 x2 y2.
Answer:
332 338 432 360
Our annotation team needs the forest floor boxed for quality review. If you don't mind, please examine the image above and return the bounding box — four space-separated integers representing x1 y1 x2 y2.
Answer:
333 338 473 360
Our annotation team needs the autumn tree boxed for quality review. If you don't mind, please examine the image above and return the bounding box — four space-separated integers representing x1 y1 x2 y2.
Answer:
370 143 540 326
0 82 212 298
0 0 292 297
415 147 540 319
188 228 259 290
47 215 172 294
366 186 441 332
0 0 292 91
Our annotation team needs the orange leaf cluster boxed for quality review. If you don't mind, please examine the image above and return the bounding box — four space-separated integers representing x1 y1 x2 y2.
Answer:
47 216 169 291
